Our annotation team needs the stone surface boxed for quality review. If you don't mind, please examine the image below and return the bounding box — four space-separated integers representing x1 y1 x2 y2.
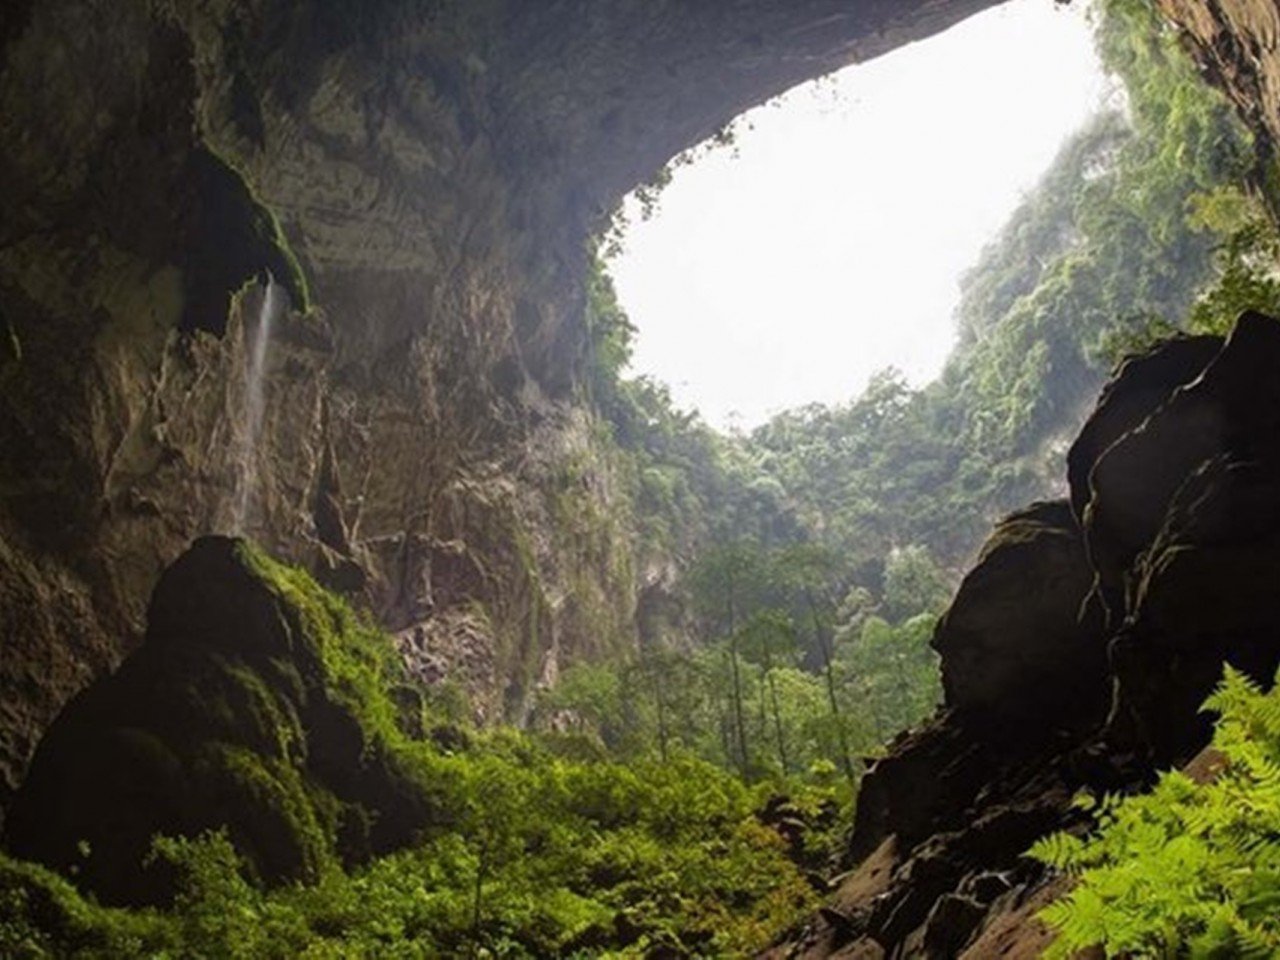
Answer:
1157 0 1280 168
1084 313 1280 764
774 312 1280 957
932 500 1108 736
1065 334 1220 527
0 0 1007 801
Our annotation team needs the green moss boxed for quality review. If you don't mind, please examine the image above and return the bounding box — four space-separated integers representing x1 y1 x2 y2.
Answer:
179 149 313 335
201 744 335 887
235 540 408 747
1257 157 1280 221
0 852 176 956
216 659 304 760
208 150 313 314
4 540 825 955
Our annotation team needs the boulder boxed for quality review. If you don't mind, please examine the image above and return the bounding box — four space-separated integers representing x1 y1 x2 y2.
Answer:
775 314 1280 958
932 500 1108 736
1066 333 1220 525
1108 456 1280 764
1084 312 1280 618
2 536 434 905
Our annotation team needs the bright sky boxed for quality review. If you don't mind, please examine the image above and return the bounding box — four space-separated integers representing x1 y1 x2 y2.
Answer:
608 0 1110 430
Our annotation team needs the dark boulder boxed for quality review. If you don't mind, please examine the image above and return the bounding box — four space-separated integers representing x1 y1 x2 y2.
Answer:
1083 313 1280 619
932 500 1109 738
1066 333 1220 525
787 315 1280 958
3 536 434 905
1107 456 1280 765
846 717 987 865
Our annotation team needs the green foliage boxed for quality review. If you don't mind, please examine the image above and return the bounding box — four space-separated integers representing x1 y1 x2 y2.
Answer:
5 746 823 958
1031 666 1280 958
5 549 822 958
1185 205 1280 336
237 541 413 746
839 612 942 745
541 533 944 788
0 853 176 957
584 254 638 417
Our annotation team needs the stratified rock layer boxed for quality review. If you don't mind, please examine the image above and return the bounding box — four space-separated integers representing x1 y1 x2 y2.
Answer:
773 315 1280 958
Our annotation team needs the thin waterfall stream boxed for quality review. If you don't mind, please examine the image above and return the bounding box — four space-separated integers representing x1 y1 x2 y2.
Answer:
232 275 283 533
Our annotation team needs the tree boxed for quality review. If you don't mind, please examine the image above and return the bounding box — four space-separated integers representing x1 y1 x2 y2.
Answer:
737 609 800 776
688 541 772 780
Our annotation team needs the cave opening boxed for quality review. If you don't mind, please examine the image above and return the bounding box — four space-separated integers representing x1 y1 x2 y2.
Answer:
607 0 1107 430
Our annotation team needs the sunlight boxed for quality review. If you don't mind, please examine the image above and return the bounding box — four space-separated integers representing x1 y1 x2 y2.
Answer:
608 0 1109 430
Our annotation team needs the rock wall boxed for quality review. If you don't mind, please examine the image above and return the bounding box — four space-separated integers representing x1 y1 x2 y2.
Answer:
0 0 1004 803
770 314 1280 958
1157 0 1280 167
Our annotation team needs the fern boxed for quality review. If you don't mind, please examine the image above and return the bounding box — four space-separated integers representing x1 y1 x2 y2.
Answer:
1031 664 1280 958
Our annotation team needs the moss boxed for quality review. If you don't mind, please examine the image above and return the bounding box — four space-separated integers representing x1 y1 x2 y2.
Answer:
503 525 552 715
1257 156 1280 223
235 540 409 746
199 744 335 887
214 659 305 761
6 537 443 908
0 852 176 955
178 148 312 335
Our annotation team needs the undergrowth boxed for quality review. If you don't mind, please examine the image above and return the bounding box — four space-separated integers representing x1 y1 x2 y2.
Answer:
1 547 830 958
1031 665 1280 958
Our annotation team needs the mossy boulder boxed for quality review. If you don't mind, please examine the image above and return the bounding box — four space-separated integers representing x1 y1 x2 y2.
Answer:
3 536 435 906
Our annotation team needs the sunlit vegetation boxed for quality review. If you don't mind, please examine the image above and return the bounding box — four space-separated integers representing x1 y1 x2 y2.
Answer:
539 540 944 786
590 0 1270 603
1 553 828 958
574 0 1270 809
1031 666 1280 958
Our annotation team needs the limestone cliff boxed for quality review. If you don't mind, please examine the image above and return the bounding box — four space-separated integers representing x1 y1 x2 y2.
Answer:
0 0 1003 804
1156 0 1280 171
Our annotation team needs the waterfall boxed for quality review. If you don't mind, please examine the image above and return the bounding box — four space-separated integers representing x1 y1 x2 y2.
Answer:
232 275 283 533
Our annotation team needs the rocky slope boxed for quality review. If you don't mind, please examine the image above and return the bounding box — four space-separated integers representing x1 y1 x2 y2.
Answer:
0 0 1006 808
768 313 1280 958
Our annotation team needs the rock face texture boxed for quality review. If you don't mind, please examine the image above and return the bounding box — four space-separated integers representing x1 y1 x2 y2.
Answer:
0 0 1006 804
772 315 1280 958
1157 0 1280 167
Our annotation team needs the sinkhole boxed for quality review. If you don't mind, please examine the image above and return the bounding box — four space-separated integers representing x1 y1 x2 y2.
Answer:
607 0 1108 431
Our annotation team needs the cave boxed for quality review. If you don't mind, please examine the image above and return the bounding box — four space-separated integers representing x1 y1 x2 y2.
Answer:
4 0 1280 954
0 0 1006 804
